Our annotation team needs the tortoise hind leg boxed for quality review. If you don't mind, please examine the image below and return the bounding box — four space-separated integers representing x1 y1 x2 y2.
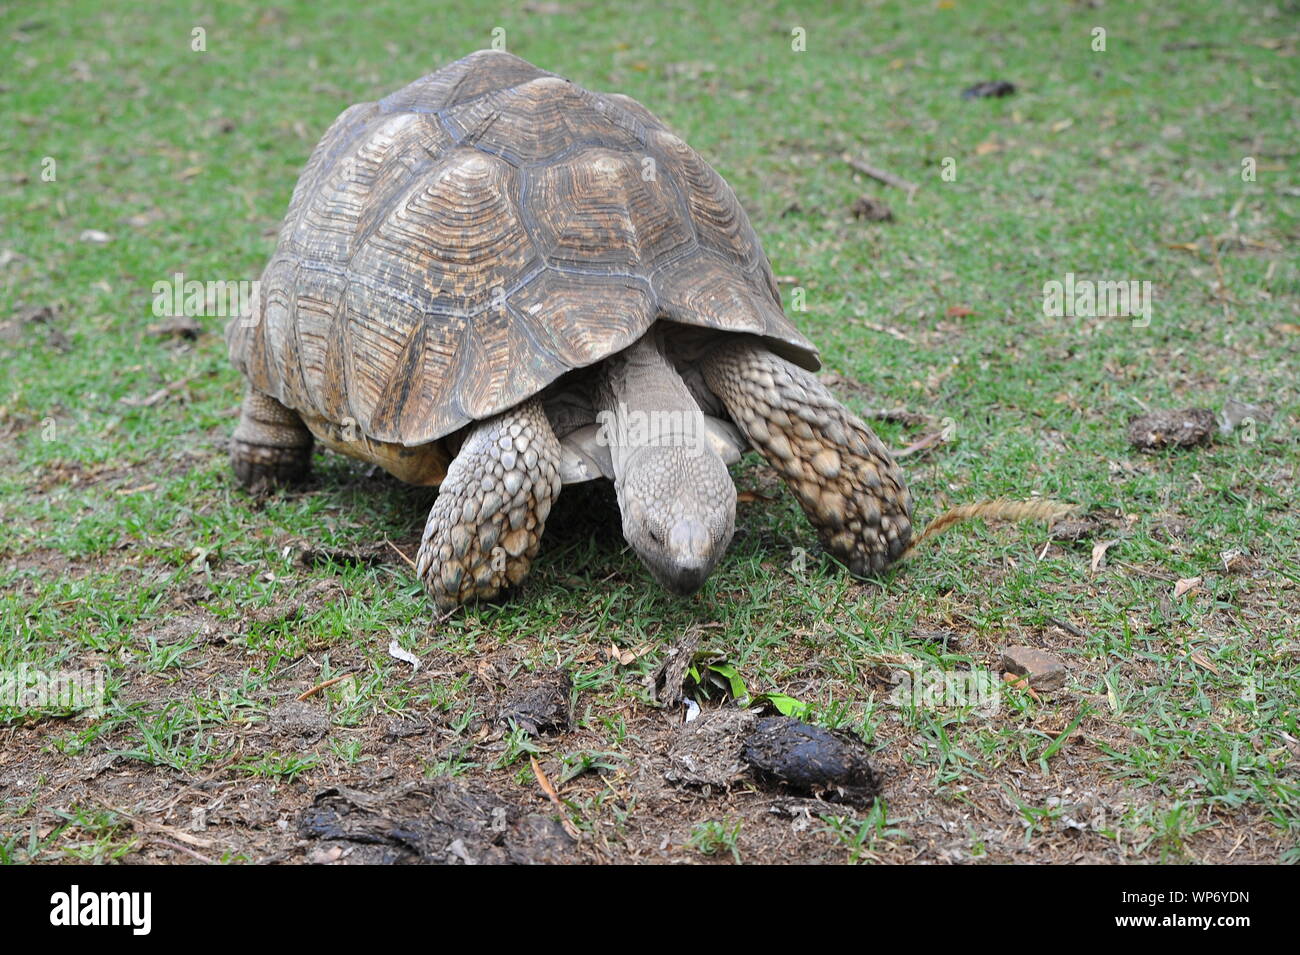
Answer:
415 399 562 610
230 389 314 490
701 339 913 576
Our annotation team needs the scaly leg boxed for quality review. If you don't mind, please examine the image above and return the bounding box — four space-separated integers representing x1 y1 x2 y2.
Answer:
415 399 562 609
230 389 314 489
702 339 912 576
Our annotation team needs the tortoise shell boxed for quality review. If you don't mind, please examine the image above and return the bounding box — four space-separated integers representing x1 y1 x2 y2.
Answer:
227 50 818 479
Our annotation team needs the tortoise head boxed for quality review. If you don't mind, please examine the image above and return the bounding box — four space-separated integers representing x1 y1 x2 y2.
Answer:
616 442 737 596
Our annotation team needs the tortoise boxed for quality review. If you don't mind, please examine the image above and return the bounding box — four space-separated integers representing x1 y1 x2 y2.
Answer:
227 50 913 609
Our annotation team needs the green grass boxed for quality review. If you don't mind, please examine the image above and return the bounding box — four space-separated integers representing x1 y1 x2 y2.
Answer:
1 0 1297 863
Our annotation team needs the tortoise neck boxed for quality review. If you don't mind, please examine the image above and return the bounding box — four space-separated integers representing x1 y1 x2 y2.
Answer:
595 333 713 480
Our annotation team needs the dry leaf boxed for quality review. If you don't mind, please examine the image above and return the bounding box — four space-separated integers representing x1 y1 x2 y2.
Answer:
893 430 947 458
1001 671 1041 702
119 388 171 407
1220 549 1253 574
387 641 421 672
530 755 580 838
115 482 157 495
118 374 198 407
1173 576 1202 599
1090 539 1120 573
607 643 653 666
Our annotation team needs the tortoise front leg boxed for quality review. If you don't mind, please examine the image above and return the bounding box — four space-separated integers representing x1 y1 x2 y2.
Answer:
230 389 314 489
415 399 562 610
701 339 913 576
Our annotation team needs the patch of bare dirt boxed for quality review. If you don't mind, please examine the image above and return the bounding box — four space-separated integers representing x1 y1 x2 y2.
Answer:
2 533 1294 866
297 781 574 864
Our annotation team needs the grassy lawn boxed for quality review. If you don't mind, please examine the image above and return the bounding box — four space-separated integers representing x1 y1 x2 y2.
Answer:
1 0 1296 864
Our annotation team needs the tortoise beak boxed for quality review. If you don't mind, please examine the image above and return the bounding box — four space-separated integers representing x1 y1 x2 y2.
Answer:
660 565 710 596
646 518 725 596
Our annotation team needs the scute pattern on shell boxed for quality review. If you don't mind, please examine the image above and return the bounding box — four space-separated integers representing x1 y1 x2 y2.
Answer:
228 49 817 451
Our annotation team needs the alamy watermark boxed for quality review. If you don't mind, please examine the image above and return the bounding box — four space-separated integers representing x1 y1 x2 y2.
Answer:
50 885 151 935
889 664 1001 716
1042 272 1152 327
0 665 107 718
596 401 707 458
152 272 258 324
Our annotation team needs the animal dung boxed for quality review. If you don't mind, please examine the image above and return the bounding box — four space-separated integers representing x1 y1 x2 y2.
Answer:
1127 408 1217 451
742 716 879 803
962 80 1017 99
849 196 894 221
